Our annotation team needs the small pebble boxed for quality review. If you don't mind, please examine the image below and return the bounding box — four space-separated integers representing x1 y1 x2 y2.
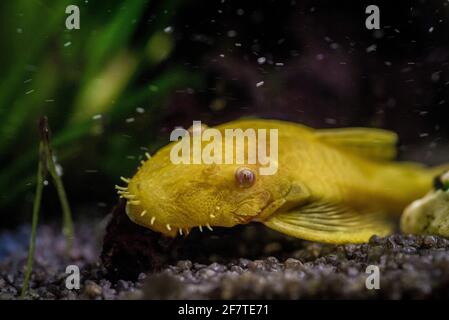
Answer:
84 281 102 298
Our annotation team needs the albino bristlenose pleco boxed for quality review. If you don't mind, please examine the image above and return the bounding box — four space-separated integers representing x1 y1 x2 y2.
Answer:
116 119 449 243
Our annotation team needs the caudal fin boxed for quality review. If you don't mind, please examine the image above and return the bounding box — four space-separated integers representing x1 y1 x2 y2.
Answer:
427 164 449 177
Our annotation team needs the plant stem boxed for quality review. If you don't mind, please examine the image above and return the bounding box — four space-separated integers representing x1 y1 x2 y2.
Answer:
20 117 75 298
20 143 45 299
40 117 75 251
46 156 74 251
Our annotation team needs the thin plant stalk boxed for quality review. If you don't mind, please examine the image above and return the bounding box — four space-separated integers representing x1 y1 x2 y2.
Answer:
40 117 74 251
20 143 45 299
44 145 74 251
20 117 75 298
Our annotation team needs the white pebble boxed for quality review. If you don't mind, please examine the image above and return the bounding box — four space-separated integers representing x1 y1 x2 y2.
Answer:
227 30 237 38
366 44 377 53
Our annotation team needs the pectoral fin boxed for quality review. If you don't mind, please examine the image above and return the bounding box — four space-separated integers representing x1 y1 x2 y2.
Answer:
315 127 398 161
262 201 393 243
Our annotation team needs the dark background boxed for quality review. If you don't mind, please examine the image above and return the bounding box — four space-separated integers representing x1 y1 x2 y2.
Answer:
0 0 448 229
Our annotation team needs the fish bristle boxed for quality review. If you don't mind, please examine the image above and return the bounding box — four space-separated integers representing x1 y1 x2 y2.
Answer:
120 176 130 183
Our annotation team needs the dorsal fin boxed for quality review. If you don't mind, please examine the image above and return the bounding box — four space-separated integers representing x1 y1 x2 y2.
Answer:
315 127 398 161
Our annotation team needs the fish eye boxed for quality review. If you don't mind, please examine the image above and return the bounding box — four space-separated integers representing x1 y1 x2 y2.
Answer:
235 167 256 188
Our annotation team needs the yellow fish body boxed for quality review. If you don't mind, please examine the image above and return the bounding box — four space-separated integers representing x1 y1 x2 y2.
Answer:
119 119 447 243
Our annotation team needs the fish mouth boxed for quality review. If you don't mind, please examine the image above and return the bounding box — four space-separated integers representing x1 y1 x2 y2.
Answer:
125 201 225 237
154 221 217 238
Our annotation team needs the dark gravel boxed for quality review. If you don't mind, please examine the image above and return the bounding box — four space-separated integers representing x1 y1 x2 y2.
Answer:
1 210 449 299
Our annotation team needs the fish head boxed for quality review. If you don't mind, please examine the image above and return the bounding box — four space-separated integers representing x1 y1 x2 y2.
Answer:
121 143 302 237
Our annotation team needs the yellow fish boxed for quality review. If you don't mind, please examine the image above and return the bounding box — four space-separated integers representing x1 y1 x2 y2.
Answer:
117 119 448 243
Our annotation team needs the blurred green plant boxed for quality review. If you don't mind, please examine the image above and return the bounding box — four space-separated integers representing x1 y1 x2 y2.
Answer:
0 0 203 214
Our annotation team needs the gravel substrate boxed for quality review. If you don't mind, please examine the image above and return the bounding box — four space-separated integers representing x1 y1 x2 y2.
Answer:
1 213 449 299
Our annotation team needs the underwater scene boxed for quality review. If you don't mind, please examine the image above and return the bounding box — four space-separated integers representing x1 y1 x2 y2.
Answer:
1 0 449 307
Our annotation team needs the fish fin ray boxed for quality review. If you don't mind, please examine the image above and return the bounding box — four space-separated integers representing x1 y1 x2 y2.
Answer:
315 127 398 161
262 201 393 243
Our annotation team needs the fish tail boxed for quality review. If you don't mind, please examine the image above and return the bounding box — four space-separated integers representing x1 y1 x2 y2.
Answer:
426 163 449 179
398 162 449 195
375 162 449 211
426 163 449 189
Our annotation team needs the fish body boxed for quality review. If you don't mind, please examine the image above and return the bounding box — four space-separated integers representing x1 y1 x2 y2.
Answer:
119 119 446 243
